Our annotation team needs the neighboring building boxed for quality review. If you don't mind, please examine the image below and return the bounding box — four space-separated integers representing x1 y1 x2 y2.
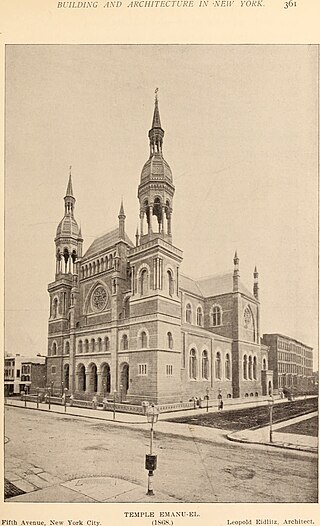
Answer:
4 354 46 395
46 96 273 404
262 333 314 393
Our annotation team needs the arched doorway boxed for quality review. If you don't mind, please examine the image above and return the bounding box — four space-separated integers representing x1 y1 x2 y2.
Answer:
120 362 129 398
77 364 86 392
101 363 111 395
88 363 98 393
63 364 69 390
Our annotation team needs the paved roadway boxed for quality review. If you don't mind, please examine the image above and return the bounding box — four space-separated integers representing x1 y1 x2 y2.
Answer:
5 406 317 503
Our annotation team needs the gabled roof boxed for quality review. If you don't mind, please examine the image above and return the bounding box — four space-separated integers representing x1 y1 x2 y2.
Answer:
84 228 134 259
180 271 255 300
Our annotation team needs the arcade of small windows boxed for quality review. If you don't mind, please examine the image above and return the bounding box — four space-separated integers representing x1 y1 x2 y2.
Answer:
81 252 117 279
77 336 111 354
211 305 222 327
243 354 258 380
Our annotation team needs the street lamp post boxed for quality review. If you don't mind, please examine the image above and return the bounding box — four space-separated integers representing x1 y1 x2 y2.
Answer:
24 387 27 408
268 395 274 443
145 404 159 496
120 383 123 403
36 387 40 409
48 387 51 410
63 388 68 413
113 390 117 420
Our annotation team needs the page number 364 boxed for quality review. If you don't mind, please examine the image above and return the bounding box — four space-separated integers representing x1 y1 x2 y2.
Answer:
284 1 297 8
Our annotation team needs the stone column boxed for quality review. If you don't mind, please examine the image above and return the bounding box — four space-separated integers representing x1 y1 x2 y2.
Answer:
97 372 103 394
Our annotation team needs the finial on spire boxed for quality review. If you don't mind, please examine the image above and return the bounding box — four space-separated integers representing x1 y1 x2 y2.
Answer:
69 165 72 176
253 265 259 299
65 169 74 198
119 197 125 218
118 198 126 239
155 87 159 102
234 250 239 265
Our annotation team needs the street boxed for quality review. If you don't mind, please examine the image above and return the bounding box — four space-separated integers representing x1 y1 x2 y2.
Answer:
5 406 318 503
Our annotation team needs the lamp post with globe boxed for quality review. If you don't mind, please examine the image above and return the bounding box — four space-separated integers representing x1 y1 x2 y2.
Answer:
145 404 159 496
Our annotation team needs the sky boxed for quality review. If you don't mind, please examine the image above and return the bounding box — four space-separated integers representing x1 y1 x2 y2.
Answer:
5 44 318 367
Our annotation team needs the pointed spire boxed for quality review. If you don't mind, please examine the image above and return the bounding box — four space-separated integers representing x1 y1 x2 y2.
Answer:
135 225 139 247
253 265 259 299
118 198 125 239
65 166 74 197
233 250 240 292
152 88 162 128
118 198 125 218
149 89 164 156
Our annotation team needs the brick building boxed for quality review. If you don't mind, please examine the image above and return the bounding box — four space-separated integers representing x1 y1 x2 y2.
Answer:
4 354 46 395
46 96 273 403
262 333 314 394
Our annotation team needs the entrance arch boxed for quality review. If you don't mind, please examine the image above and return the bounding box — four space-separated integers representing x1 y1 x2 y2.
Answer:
88 363 98 393
101 363 111 395
77 363 86 392
120 362 129 398
63 364 69 390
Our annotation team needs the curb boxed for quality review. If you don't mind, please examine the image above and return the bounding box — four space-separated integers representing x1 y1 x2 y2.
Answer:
227 432 317 454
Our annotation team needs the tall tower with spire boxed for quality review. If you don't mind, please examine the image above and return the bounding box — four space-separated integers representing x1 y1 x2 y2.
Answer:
127 92 183 403
137 90 175 245
47 170 83 393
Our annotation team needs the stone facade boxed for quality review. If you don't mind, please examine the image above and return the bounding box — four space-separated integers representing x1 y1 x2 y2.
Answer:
46 97 273 404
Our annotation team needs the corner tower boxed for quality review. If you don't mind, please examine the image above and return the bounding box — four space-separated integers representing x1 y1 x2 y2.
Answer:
127 92 183 404
138 91 175 245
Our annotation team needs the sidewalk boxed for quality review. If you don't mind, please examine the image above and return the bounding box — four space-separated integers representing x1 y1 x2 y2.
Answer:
227 411 318 453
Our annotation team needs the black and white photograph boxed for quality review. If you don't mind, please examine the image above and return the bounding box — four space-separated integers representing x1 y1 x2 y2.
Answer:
4 44 318 504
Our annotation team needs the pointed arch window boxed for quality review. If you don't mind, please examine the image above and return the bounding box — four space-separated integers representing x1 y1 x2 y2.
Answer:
215 352 222 380
167 332 173 349
167 270 174 297
186 303 192 324
52 298 58 318
140 269 148 295
225 353 231 380
197 307 203 327
121 334 129 351
253 356 257 380
51 342 57 356
248 355 253 380
202 350 209 380
243 355 248 380
189 348 197 380
140 331 148 348
212 306 222 327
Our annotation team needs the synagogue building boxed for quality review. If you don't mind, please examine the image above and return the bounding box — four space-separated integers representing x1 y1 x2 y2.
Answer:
46 96 273 403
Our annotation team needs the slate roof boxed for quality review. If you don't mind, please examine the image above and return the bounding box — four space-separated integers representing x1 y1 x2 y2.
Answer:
84 228 134 259
180 271 255 300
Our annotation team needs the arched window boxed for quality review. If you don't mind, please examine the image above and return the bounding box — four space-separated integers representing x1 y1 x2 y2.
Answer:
121 334 129 351
189 349 197 380
243 355 248 380
186 303 192 324
104 336 110 352
215 352 222 380
124 297 130 319
243 306 255 342
167 332 173 349
225 353 231 380
65 341 70 355
253 356 257 380
140 269 148 295
196 306 203 326
84 339 89 353
263 358 267 370
90 338 95 353
51 342 57 356
109 254 113 268
97 337 102 352
202 350 209 380
248 355 253 380
140 331 148 348
52 298 58 318
78 340 83 354
167 270 174 297
212 306 221 326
